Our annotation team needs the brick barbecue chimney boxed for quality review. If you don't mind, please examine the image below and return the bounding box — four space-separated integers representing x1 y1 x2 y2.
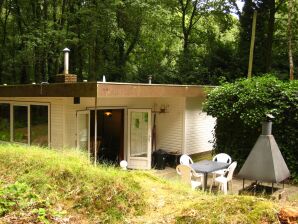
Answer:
55 48 77 83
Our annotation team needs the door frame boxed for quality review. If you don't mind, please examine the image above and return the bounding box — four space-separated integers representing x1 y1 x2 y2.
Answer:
76 110 90 156
127 108 152 169
87 106 127 161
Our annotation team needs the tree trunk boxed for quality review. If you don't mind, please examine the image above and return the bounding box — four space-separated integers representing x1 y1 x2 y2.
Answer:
0 2 10 83
15 0 29 83
264 0 275 72
180 0 197 57
288 0 294 80
248 11 257 78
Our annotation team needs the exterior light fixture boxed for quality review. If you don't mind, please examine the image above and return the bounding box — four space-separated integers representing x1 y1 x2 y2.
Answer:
120 160 128 170
104 111 112 117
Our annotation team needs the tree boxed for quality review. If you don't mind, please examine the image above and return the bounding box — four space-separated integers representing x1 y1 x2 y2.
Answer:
0 0 11 84
112 0 145 81
239 0 286 75
288 0 294 80
162 0 235 83
2 0 293 85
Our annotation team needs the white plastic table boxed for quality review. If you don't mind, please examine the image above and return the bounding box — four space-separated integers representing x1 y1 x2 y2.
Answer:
190 160 229 190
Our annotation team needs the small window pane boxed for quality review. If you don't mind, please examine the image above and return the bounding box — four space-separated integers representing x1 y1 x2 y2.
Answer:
77 113 89 151
0 103 10 141
130 112 148 157
13 106 28 143
30 105 48 147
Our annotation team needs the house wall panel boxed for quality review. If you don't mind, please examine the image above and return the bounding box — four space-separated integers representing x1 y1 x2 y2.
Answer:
50 103 64 149
1 96 211 156
93 97 185 154
185 97 216 155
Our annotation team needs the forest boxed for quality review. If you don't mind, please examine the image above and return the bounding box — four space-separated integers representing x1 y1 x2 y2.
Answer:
0 0 297 85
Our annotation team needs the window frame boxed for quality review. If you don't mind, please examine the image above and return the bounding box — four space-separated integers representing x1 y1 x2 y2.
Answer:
0 102 11 142
0 101 50 147
12 103 29 144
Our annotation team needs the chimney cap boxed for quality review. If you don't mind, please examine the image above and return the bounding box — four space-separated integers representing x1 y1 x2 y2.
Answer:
63 48 70 52
265 114 274 121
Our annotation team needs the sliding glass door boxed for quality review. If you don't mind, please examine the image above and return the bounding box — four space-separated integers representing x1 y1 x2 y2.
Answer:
0 103 10 141
13 105 28 144
30 105 49 147
0 102 49 146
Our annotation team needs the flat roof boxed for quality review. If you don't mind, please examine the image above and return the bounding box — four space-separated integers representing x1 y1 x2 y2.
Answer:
0 82 213 98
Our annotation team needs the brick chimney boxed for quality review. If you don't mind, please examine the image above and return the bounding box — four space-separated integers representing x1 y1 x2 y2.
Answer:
55 48 77 83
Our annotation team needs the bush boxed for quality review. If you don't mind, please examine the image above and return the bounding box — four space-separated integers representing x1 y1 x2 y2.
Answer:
0 181 64 223
203 75 298 182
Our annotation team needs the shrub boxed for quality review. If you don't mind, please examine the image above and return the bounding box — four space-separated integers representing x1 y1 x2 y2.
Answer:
203 75 298 182
0 181 64 223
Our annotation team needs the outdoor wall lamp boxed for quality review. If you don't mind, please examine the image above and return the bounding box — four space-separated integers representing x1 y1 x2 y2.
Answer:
104 111 112 117
152 103 169 114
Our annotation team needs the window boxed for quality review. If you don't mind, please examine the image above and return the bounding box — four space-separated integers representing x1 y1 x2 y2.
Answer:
30 105 48 147
13 105 28 143
0 103 10 141
0 102 49 146
130 112 148 157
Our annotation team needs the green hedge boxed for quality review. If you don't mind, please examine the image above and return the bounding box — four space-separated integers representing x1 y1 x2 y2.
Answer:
203 75 298 182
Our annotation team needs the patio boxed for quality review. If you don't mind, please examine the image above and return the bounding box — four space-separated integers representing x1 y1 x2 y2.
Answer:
152 167 297 200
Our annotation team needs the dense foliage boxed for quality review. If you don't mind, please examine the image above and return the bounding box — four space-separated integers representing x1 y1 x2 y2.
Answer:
203 76 298 182
0 0 296 85
0 182 64 223
238 0 298 78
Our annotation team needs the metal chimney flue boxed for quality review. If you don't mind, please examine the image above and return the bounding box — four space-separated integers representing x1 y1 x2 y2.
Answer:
55 47 77 83
148 75 152 84
63 48 70 75
261 121 272 135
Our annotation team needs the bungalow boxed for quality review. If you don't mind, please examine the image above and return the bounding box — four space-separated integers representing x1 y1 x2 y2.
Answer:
0 48 215 169
0 80 215 169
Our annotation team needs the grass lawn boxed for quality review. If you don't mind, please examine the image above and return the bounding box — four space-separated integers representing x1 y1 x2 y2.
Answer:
0 144 283 223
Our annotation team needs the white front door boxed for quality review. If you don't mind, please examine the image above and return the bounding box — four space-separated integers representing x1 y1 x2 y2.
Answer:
127 109 151 169
76 110 90 155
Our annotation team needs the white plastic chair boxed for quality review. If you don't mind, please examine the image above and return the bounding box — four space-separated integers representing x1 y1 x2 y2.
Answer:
179 154 204 180
176 164 202 190
180 154 194 165
212 153 232 177
210 161 237 194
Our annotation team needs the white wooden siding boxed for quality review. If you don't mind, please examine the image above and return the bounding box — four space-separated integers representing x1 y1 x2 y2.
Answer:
84 97 185 154
1 96 210 156
154 98 185 154
51 103 64 148
185 97 216 154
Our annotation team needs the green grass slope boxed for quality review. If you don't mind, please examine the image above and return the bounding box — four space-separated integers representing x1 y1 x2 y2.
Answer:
0 144 279 223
